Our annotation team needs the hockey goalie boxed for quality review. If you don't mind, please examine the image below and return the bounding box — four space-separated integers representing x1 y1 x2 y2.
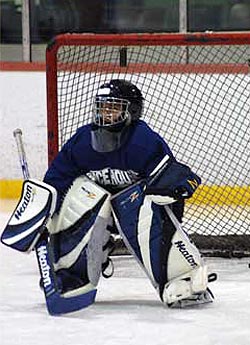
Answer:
1 79 216 314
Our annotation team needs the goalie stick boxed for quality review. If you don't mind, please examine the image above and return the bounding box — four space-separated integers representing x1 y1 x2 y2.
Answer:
12 129 95 315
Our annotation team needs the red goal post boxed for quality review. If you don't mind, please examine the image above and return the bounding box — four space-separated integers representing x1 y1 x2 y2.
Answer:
46 32 250 256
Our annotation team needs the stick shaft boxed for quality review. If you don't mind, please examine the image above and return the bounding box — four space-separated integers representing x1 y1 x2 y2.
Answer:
13 128 30 180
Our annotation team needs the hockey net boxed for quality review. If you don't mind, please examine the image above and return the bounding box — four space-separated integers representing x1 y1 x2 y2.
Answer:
46 33 250 256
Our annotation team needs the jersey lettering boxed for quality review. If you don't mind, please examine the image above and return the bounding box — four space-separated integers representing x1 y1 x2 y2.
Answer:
86 168 139 188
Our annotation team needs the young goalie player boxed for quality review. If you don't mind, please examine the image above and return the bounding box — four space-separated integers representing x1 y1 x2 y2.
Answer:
2 79 215 314
41 79 215 308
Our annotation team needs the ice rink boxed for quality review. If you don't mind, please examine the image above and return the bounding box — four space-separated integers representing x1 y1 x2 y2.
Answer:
1 200 250 345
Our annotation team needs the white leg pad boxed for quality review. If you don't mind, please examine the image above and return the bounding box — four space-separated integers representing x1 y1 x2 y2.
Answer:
49 175 110 234
47 176 111 294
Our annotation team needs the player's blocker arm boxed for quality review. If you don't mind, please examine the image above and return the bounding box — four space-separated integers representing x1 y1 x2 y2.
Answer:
145 158 201 203
1 179 57 252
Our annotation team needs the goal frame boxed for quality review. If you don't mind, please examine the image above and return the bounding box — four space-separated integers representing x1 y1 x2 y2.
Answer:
45 32 250 256
46 32 250 165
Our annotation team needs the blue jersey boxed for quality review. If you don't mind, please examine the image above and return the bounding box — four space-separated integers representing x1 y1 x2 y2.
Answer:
44 120 174 205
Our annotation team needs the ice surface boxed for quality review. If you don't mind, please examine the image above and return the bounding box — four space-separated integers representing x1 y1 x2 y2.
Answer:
1 203 250 345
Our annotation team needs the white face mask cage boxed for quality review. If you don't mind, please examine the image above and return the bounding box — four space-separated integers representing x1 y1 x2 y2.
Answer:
93 97 130 127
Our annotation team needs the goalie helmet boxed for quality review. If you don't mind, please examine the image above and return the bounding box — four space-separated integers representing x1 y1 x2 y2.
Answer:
93 79 144 129
91 80 144 153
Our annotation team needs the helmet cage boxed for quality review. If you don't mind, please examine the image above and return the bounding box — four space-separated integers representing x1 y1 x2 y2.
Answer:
93 96 131 127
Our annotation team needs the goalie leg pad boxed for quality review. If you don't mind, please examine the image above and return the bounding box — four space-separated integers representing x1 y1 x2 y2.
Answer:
111 183 214 306
111 182 169 288
49 176 111 303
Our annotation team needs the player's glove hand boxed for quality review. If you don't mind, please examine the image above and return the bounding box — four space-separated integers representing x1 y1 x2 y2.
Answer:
146 161 201 200
172 171 201 200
